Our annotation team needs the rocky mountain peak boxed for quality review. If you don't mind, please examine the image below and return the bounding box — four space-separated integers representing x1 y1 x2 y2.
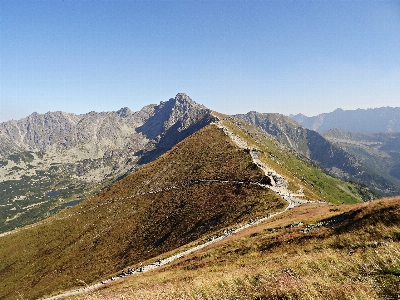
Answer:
174 93 193 103
116 107 133 118
0 94 218 232
0 94 213 157
134 93 216 151
171 93 207 110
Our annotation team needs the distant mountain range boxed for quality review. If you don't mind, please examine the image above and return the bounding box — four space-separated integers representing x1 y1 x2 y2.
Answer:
290 107 400 133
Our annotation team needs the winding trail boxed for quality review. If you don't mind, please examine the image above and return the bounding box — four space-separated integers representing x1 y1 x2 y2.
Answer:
215 121 312 209
41 122 316 300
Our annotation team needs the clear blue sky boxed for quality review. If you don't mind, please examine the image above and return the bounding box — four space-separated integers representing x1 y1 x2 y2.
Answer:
1 0 399 122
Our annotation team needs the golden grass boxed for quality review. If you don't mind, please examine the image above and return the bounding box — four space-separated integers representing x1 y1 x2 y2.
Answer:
76 197 400 300
0 125 286 300
0 120 386 299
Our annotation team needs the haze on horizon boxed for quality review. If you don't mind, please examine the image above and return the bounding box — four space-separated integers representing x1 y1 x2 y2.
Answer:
1 0 399 123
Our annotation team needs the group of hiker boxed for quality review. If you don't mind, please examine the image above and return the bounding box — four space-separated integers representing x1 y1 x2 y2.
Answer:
106 265 142 282
105 259 164 283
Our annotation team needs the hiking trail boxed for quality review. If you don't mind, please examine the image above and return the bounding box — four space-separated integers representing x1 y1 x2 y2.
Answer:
41 122 315 299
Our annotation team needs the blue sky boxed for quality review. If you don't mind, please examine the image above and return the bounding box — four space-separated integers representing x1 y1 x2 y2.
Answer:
1 0 399 122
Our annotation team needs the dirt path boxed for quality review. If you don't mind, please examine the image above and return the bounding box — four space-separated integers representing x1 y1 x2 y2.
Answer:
214 122 313 209
42 207 291 300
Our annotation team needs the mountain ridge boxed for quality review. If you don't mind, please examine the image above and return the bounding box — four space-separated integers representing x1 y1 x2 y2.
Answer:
0 104 382 299
0 93 216 233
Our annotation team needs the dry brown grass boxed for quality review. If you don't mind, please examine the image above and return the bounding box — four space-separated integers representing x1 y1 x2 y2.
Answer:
0 120 387 299
76 197 400 300
0 125 286 300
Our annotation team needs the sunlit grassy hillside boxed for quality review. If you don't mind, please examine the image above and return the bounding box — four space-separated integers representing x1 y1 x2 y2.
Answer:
0 124 285 300
0 117 378 299
78 197 400 300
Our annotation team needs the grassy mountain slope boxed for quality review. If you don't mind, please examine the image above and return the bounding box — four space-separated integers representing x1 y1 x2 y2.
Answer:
77 196 400 300
0 124 285 300
221 115 377 203
0 117 374 299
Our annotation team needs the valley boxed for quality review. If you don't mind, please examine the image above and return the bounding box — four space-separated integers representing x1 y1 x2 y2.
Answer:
322 129 400 196
0 94 215 233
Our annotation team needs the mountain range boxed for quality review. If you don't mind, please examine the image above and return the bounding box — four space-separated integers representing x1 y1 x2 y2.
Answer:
0 95 399 299
2 97 400 235
0 105 382 299
290 107 400 133
0 94 215 233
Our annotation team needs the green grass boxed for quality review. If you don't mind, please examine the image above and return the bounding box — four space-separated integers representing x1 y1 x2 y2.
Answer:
220 117 374 203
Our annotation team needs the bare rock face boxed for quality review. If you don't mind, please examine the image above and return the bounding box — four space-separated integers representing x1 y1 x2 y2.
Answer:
136 93 215 160
0 111 80 153
0 93 214 158
116 107 133 118
0 93 216 233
